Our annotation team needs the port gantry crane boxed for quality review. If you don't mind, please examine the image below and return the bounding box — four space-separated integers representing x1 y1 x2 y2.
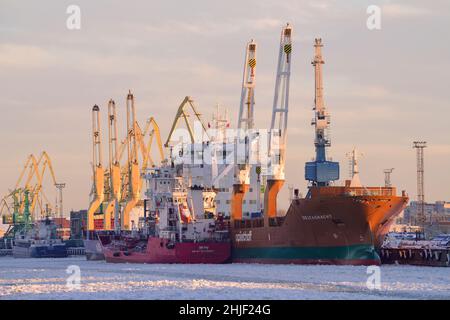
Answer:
87 105 105 231
87 93 166 232
304 38 339 187
231 39 257 222
1 152 61 239
121 91 141 230
103 99 121 231
264 23 292 223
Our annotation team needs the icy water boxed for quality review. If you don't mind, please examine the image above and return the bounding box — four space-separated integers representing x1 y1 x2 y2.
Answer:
0 256 449 299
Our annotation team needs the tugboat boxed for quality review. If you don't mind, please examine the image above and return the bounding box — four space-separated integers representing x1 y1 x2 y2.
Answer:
13 217 68 258
100 165 230 264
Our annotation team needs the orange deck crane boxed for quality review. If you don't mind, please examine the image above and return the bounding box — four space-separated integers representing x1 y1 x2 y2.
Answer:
231 39 257 222
264 24 292 222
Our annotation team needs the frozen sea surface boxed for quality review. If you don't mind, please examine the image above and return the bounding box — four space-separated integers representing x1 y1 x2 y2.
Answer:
0 257 449 300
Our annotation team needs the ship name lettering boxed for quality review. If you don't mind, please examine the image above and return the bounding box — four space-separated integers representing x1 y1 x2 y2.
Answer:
235 231 252 242
301 214 332 221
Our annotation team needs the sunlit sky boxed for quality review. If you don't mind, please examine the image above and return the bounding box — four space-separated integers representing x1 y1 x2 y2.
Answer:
1 0 449 216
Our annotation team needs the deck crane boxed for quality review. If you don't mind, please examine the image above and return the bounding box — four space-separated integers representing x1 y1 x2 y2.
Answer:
304 39 339 187
87 105 105 231
122 91 141 230
231 39 257 221
264 23 292 222
103 99 122 230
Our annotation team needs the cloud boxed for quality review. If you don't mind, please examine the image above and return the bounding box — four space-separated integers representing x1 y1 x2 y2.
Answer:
0 44 53 69
382 4 431 18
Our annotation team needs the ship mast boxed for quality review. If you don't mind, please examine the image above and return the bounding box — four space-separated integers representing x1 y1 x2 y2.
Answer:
305 38 339 187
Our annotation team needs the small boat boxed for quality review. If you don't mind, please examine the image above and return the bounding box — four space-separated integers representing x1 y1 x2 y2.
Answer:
13 218 68 258
380 233 450 267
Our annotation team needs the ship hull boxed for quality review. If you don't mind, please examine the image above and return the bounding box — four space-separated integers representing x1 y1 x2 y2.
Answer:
84 239 105 261
231 189 408 266
102 237 231 264
12 243 68 258
84 233 113 260
233 244 379 265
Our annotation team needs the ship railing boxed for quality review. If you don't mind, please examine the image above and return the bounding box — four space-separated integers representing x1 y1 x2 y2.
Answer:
233 218 265 229
67 247 86 256
0 249 12 256
345 187 394 197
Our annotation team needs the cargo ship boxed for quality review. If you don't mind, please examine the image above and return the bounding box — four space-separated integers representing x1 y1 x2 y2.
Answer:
225 32 408 265
231 185 408 265
100 165 230 264
12 218 68 258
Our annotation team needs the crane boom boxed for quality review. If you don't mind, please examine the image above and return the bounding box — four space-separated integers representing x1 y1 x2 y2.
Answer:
237 40 257 131
87 105 105 230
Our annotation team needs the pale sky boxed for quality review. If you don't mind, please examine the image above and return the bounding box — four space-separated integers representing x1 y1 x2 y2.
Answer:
1 0 449 214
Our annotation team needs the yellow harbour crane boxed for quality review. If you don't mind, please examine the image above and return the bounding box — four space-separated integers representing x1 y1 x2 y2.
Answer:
87 105 105 230
121 91 141 230
103 99 122 230
87 92 166 231
0 152 62 235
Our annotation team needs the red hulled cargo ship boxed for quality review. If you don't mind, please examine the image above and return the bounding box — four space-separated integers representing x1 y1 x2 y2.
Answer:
100 165 230 264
